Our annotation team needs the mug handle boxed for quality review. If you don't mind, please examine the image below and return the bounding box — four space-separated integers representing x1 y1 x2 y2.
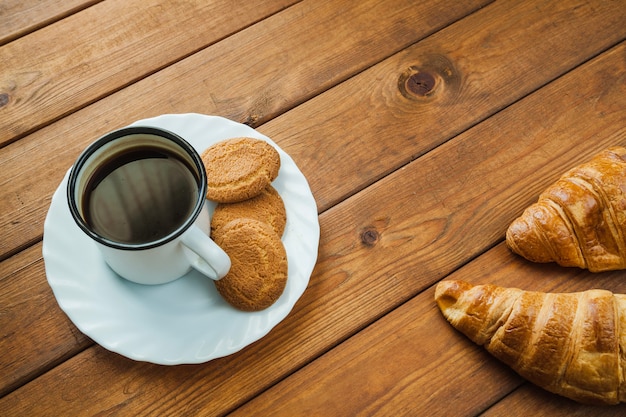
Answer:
181 225 231 280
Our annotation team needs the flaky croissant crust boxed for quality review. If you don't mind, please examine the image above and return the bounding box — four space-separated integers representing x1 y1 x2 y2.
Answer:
506 146 626 272
435 280 626 405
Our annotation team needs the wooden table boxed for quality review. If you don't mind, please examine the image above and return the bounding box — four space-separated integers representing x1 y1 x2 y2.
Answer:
1 0 625 415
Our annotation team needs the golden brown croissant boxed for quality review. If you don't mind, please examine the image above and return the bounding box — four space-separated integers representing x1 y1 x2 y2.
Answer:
435 280 626 405
506 146 626 272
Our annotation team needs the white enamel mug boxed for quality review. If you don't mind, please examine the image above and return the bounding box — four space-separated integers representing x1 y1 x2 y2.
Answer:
67 126 231 285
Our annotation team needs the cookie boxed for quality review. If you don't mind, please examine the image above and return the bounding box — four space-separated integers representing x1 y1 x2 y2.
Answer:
211 185 287 237
201 137 281 203
212 218 288 311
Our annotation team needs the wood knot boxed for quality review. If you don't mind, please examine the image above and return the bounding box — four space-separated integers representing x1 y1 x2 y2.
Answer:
406 72 436 96
398 67 439 100
360 227 380 246
243 113 262 127
398 57 459 101
0 93 9 108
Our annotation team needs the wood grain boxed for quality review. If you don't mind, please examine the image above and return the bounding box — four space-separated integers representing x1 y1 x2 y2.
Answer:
1 36 623 417
0 0 101 46
0 2 626 259
0 0 491 260
262 0 626 212
233 280 523 417
232 246 626 416
0 243 91 397
0 0 298 147
1 1 625 415
481 383 626 416
230 42 626 414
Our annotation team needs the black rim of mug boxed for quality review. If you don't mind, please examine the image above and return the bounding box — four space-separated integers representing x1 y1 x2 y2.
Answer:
66 126 208 250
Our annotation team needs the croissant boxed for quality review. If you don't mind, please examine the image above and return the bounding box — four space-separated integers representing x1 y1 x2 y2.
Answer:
435 280 626 405
506 146 626 272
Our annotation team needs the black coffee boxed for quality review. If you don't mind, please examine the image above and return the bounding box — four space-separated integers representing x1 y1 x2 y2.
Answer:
82 147 199 244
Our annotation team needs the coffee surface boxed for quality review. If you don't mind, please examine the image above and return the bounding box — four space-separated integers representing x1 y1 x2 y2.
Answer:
83 147 199 244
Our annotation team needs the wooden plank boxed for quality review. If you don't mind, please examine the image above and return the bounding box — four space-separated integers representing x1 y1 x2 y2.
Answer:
1 0 620 396
231 245 626 416
1 35 623 417
229 42 626 415
261 0 626 211
229 42 626 416
0 2 490 396
0 0 299 147
481 383 626 416
0 0 491 259
0 0 101 46
0 243 91 397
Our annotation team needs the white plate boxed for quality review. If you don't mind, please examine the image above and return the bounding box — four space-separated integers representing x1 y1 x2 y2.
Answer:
43 114 320 365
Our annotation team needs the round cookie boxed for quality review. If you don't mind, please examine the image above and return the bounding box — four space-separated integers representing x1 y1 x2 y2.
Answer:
211 185 287 237
201 137 281 203
212 218 288 311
